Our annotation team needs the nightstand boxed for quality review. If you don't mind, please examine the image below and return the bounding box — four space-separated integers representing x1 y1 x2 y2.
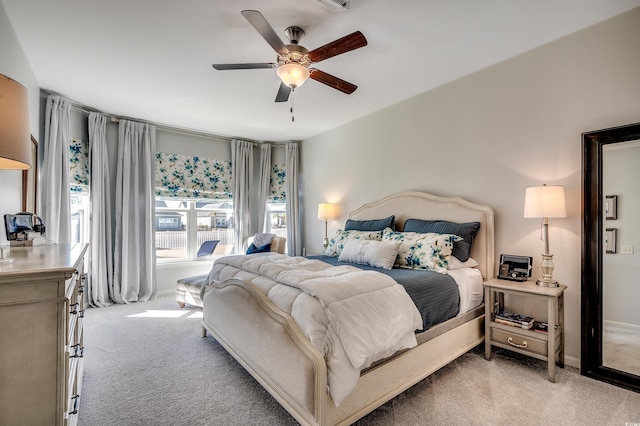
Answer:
483 278 566 382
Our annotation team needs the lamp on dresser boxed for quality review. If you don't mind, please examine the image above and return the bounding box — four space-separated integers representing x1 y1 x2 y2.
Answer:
317 202 337 249
524 184 567 287
0 74 31 170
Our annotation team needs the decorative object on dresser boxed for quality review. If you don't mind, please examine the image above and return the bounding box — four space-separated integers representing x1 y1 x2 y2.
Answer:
201 191 494 426
484 278 566 383
317 202 338 249
0 243 88 426
523 184 567 287
0 74 32 170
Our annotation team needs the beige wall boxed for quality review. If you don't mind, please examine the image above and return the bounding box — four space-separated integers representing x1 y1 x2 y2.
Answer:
0 3 40 245
301 8 640 366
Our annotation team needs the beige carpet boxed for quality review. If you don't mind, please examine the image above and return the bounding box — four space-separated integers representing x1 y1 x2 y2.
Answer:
78 296 640 426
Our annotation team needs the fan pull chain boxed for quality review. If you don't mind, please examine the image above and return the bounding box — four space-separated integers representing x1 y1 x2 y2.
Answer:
290 88 295 122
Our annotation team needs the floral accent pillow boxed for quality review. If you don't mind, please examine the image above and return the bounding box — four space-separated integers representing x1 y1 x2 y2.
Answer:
382 228 461 273
322 229 384 257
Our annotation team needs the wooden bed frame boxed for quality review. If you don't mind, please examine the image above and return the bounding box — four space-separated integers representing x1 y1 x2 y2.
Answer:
201 191 494 425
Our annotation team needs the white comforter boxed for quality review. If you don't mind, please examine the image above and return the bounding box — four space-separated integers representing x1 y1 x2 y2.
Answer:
206 253 422 406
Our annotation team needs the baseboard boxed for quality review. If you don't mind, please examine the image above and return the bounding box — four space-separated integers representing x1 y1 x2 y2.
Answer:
603 320 640 332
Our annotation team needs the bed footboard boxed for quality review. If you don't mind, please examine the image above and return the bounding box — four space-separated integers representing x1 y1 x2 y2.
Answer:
201 279 328 426
202 278 485 426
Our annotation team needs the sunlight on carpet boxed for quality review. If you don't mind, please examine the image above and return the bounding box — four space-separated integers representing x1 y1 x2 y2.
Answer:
126 309 203 319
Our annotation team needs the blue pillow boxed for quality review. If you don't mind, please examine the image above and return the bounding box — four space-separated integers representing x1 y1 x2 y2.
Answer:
246 243 271 254
344 215 395 231
403 219 480 262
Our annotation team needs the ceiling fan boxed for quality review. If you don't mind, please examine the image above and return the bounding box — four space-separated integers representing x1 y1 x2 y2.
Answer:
212 10 367 103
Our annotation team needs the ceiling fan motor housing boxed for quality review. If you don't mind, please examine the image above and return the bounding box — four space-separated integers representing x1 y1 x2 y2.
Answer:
278 44 311 68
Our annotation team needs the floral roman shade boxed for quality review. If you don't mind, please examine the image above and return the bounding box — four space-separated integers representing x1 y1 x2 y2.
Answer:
69 138 89 193
269 163 286 202
155 152 232 200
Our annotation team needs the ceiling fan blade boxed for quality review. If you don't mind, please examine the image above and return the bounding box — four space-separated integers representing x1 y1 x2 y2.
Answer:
308 31 367 63
275 82 291 103
212 63 277 70
309 69 357 94
241 10 289 55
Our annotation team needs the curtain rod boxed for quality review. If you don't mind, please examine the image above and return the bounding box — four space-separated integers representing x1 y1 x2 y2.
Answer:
42 89 271 143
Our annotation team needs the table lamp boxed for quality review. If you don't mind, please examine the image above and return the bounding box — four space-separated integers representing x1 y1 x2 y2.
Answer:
317 203 337 249
0 74 31 170
524 184 566 287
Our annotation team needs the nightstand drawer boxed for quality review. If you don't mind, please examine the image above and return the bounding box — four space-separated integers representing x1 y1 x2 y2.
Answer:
491 328 547 357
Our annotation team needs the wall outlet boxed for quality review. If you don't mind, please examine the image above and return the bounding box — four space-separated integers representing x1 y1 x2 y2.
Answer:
621 245 634 255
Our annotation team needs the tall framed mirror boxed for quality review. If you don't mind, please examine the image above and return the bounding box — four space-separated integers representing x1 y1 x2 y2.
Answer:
582 122 640 392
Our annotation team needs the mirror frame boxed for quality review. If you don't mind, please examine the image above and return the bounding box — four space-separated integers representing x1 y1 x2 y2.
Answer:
582 122 640 393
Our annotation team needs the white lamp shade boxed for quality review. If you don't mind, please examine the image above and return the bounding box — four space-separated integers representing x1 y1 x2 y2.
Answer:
276 63 310 89
524 185 567 218
0 74 31 170
317 203 337 221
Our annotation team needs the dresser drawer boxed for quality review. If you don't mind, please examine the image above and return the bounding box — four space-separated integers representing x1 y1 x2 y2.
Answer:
491 327 547 357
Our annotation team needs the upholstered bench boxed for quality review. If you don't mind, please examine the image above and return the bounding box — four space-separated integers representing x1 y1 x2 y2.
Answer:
176 236 287 308
176 274 208 308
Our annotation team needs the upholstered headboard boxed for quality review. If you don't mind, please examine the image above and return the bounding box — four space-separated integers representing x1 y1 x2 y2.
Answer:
349 191 495 280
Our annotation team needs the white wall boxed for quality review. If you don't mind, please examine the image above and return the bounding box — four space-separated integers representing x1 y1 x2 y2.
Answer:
603 142 640 326
0 3 40 245
301 8 640 366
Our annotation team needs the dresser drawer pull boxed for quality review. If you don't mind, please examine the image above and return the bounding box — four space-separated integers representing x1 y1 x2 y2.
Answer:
79 309 85 318
70 344 84 358
69 303 80 315
78 284 85 294
507 337 528 349
69 394 80 415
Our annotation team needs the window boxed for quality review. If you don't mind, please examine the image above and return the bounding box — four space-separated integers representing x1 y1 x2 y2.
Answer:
266 163 287 244
69 138 90 245
70 193 90 245
155 199 234 261
155 152 233 262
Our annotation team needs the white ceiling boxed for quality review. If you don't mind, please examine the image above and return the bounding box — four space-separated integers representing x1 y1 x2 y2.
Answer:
3 0 640 142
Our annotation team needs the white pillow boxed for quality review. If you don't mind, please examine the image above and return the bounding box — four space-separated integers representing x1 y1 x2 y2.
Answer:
338 239 401 270
447 256 479 270
322 229 384 257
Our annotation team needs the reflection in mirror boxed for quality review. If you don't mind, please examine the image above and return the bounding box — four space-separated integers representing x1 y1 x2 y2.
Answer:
582 122 640 393
602 140 640 376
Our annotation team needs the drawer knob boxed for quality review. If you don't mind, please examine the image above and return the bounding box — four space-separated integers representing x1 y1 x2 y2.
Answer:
69 394 80 415
69 303 80 315
507 337 528 349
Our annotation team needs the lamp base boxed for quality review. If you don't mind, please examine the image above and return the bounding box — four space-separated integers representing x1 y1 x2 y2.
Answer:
322 238 329 249
536 278 559 288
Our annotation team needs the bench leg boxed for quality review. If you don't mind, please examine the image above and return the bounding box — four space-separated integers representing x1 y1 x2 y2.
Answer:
178 301 186 308
201 326 207 338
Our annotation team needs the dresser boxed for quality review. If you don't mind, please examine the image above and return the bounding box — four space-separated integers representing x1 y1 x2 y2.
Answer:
0 243 88 426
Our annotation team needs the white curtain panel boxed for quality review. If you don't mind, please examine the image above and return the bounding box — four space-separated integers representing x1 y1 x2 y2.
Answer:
42 95 71 243
285 142 301 255
113 120 157 303
87 112 113 307
257 144 271 233
231 139 254 253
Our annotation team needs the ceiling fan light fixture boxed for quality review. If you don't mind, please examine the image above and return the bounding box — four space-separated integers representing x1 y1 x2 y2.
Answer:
277 63 310 89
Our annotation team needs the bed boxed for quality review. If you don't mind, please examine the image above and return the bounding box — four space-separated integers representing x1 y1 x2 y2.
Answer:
200 191 494 425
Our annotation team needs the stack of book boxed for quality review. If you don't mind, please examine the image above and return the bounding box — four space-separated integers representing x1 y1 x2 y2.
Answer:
494 311 535 329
